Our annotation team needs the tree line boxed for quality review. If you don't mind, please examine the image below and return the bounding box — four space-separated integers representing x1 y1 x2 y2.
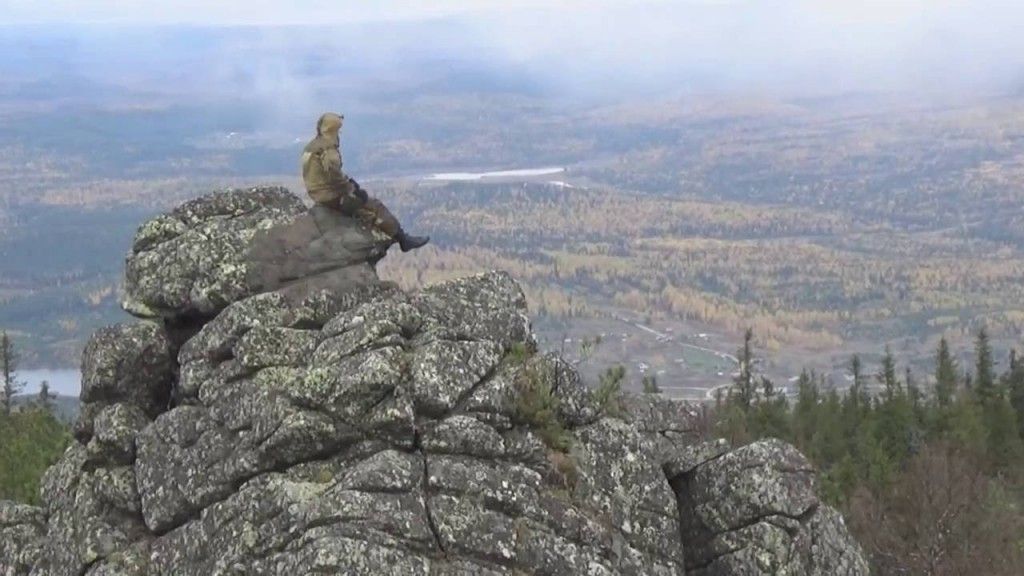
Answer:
716 328 1024 575
0 330 69 504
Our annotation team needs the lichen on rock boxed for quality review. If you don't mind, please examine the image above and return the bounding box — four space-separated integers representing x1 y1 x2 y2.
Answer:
667 439 870 575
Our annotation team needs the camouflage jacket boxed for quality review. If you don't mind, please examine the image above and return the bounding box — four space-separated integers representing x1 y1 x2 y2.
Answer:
301 134 355 205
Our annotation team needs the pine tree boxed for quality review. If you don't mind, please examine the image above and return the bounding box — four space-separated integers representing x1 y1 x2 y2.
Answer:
595 365 626 417
970 331 1020 468
877 346 899 399
1 331 24 416
37 381 55 412
792 370 820 454
706 336 1024 569
873 366 915 471
1007 350 1024 440
935 338 958 407
849 354 867 406
0 408 70 503
984 396 1023 470
818 388 845 466
641 374 661 394
751 378 789 440
733 328 756 410
974 328 996 404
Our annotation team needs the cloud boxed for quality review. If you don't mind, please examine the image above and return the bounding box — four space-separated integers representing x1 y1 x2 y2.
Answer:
0 0 697 25
462 0 1024 96
3 0 1022 98
0 0 1004 27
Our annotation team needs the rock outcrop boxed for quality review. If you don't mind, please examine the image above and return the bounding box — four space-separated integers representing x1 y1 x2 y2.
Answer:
0 502 45 575
668 439 869 575
1 188 869 576
121 187 392 321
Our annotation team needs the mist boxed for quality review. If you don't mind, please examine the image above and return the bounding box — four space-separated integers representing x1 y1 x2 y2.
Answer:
2 0 1024 154
4 1 1024 101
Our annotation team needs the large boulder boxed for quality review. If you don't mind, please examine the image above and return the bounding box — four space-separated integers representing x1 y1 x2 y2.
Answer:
0 502 45 576
122 187 393 321
75 321 175 442
246 204 393 304
668 438 870 575
122 187 306 320
28 444 148 576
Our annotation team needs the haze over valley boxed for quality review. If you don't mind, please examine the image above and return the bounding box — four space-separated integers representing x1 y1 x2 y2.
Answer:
2 4 1024 397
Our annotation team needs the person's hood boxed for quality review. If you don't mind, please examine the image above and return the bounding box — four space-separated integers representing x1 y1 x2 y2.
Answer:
316 112 343 137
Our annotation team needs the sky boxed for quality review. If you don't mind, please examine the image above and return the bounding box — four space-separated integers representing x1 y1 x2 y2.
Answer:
2 0 1023 97
8 1 711 25
0 0 1016 28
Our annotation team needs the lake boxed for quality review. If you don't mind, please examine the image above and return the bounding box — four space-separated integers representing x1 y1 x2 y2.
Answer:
424 167 566 181
18 369 81 397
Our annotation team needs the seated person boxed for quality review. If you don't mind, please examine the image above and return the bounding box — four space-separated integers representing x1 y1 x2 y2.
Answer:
301 112 429 252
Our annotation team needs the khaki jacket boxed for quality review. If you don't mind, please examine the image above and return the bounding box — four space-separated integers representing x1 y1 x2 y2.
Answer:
301 134 355 205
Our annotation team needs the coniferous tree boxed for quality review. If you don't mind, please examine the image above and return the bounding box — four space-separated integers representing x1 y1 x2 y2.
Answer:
1007 350 1024 440
0 407 70 503
37 381 55 412
935 338 958 407
792 370 819 454
641 374 661 394
712 333 1024 572
818 388 845 464
986 396 1023 470
877 346 899 399
733 328 756 410
870 346 914 473
751 375 789 439
974 328 996 404
848 354 867 406
963 330 1021 465
1 331 24 416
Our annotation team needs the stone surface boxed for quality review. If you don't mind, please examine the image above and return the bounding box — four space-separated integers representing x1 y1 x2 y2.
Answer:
662 439 730 480
123 188 397 321
120 268 683 574
75 321 175 442
621 393 709 466
247 204 394 304
669 439 870 575
0 502 45 576
30 444 148 576
1 190 869 576
122 187 306 320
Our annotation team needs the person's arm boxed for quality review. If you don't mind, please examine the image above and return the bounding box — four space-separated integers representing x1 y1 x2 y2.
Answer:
321 148 356 196
348 178 369 202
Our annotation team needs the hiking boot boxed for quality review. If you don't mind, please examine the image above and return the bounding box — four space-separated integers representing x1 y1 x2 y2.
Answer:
397 232 430 252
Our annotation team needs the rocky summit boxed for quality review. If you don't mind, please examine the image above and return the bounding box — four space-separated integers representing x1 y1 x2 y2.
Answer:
1 188 869 575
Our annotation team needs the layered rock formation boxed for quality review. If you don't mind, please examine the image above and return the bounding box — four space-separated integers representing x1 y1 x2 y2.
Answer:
1 188 869 575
